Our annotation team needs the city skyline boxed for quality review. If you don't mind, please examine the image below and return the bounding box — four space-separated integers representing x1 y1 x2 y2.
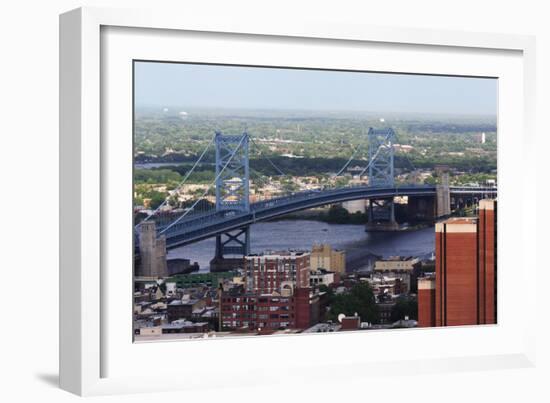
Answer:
133 62 498 340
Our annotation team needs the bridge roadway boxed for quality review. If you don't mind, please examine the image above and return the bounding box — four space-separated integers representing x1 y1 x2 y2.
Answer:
157 184 497 250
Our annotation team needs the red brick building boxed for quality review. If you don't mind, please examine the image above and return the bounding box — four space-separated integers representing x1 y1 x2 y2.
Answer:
244 251 310 294
433 199 497 327
417 276 436 327
340 315 361 330
221 291 294 330
220 286 313 331
478 199 497 324
294 288 311 329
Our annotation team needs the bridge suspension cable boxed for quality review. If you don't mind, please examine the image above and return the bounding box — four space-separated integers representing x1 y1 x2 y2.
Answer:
332 129 419 182
401 152 417 172
333 142 365 177
333 127 368 178
393 133 418 173
249 136 286 176
135 133 216 228
158 133 247 235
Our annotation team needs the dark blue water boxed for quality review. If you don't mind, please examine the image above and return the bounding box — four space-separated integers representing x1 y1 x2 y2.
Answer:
167 220 435 272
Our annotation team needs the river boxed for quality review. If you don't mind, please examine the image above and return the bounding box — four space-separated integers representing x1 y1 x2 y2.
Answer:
166 219 435 273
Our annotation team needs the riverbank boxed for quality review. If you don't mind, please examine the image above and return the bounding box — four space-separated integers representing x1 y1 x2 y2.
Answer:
273 210 433 232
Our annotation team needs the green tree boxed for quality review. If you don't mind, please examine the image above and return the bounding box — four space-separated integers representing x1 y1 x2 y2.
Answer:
318 284 335 303
390 295 418 322
134 168 182 184
328 282 379 324
326 205 350 223
148 191 167 210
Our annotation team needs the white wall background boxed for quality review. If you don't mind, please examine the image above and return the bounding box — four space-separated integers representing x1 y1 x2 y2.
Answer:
0 0 548 401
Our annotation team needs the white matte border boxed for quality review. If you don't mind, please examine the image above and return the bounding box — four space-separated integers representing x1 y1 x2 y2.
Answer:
59 7 537 396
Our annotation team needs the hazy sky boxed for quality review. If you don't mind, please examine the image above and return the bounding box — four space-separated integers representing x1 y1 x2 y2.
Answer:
134 61 497 116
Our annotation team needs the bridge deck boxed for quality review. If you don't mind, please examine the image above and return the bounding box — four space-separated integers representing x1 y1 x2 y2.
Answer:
153 185 496 250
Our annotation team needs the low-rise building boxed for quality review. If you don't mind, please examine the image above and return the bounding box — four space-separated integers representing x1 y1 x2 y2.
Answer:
220 285 315 331
168 271 238 288
373 256 421 292
221 290 295 331
309 269 336 287
167 298 206 322
161 320 209 334
376 301 396 325
340 315 361 330
363 274 406 297
139 326 162 337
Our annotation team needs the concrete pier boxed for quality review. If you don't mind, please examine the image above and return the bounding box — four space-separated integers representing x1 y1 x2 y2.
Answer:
209 257 244 272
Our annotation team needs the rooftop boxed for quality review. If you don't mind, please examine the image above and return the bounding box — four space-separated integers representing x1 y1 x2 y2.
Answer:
246 250 310 259
302 322 342 333
442 217 477 225
435 217 478 233
162 320 209 330
382 256 418 262
169 298 199 306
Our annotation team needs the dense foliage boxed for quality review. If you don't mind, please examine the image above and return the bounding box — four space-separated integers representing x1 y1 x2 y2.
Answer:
326 282 379 324
390 295 418 322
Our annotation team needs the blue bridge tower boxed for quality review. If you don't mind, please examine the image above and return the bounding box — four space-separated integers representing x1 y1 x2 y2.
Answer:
367 127 398 229
213 131 251 262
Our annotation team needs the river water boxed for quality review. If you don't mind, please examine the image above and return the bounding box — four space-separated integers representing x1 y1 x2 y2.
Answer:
167 219 435 273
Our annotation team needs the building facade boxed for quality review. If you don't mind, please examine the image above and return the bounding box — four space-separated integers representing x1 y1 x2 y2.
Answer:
417 276 436 327
434 199 497 326
221 290 295 330
373 256 420 292
167 298 206 322
310 244 346 274
309 269 336 288
294 287 312 329
342 200 366 214
244 251 310 294
478 199 497 324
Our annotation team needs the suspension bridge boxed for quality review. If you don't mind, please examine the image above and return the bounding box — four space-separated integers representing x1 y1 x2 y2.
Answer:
136 128 497 262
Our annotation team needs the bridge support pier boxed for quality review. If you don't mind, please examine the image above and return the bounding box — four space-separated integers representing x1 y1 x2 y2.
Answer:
214 226 250 258
210 226 250 272
435 180 451 218
136 221 168 278
365 198 399 231
407 196 436 222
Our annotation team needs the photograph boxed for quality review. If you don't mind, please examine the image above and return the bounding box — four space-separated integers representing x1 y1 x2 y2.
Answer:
1 0 545 400
132 61 498 341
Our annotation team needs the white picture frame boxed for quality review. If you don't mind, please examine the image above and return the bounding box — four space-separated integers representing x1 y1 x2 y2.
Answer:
60 6 537 396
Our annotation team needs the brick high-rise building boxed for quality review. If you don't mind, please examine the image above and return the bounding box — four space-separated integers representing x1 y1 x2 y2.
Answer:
436 217 478 326
417 276 436 327
433 199 497 327
244 251 310 294
478 199 497 324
